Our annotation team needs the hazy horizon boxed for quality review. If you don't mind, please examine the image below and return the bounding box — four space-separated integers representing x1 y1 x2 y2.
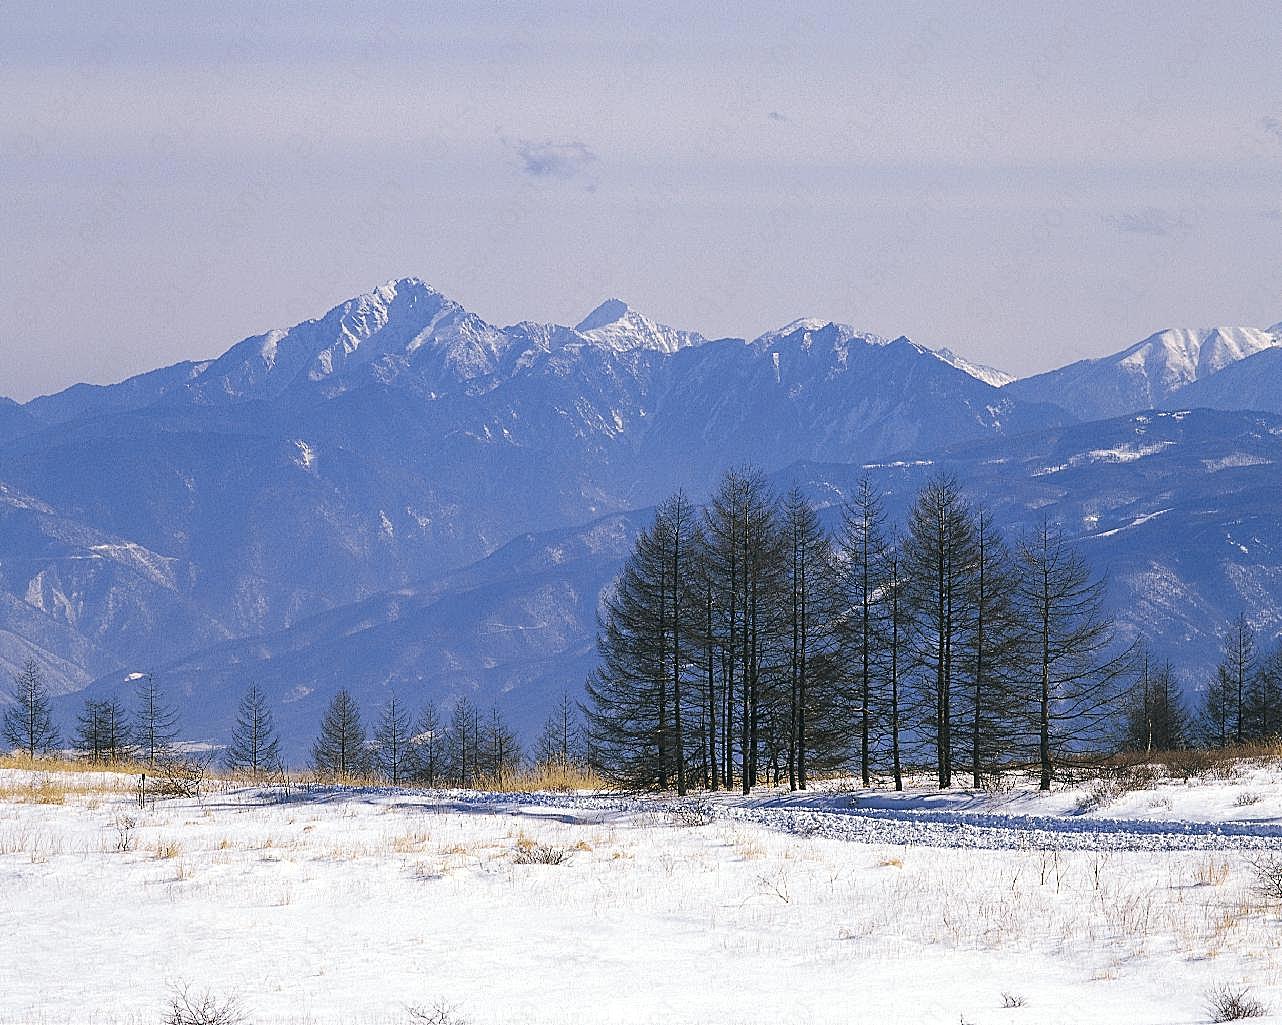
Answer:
3 2 1280 401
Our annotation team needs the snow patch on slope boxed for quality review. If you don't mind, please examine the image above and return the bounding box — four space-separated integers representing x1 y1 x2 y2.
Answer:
935 347 1016 387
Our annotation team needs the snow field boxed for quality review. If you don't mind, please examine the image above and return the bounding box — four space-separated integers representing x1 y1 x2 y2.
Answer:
1 771 1280 1025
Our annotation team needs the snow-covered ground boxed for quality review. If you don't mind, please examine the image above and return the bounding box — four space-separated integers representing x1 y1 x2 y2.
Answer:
2 766 1281 1025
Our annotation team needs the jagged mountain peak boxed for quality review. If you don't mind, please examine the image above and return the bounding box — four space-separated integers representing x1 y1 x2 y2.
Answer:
750 322 1013 389
571 298 706 354
752 318 890 350
574 298 632 333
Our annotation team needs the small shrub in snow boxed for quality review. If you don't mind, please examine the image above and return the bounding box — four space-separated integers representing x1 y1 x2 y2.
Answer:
114 815 137 852
666 800 715 827
1233 791 1261 807
1248 854 1282 903
145 758 211 801
1073 781 1118 814
1075 763 1163 813
1204 984 1267 1022
406 1002 469 1025
164 985 246 1025
1165 749 1221 782
513 839 568 865
1000 991 1027 1008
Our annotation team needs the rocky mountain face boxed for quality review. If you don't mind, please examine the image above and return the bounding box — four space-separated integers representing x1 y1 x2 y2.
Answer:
3 279 1282 752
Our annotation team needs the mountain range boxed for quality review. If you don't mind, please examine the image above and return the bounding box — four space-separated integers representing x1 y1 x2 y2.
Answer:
2 277 1280 756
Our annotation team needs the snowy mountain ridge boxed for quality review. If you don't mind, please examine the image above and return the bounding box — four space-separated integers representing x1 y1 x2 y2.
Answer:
5 277 1282 752
1006 324 1282 420
12 277 1012 415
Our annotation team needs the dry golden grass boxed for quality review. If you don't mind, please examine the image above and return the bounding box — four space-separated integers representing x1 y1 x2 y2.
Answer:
1110 741 1282 779
389 831 432 854
152 839 183 860
0 752 151 776
0 778 67 804
473 762 604 793
1194 858 1232 888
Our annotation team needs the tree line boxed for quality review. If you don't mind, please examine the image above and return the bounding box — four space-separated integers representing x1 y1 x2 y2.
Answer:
2 661 585 785
585 468 1282 795
1124 614 1282 754
2 666 184 768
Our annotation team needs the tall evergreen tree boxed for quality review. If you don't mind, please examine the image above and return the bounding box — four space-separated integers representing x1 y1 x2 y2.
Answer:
483 704 522 784
1200 664 1235 750
132 673 179 767
1247 642 1282 741
373 694 415 785
781 487 841 790
1220 614 1256 745
224 683 281 776
1122 656 1188 752
959 508 1024 785
585 515 672 790
656 490 700 795
445 696 481 786
534 690 584 767
411 700 446 787
3 659 59 759
75 698 132 763
838 479 887 787
701 468 784 794
1015 521 1133 790
879 529 912 791
311 689 368 779
904 475 976 788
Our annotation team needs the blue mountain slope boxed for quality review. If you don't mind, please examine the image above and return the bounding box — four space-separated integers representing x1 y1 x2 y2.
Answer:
0 398 35 444
1169 346 1282 415
71 511 648 759
65 409 1282 755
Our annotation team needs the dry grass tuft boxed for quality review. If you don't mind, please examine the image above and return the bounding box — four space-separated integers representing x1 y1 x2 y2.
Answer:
153 839 183 860
0 777 67 804
512 834 569 865
473 762 603 793
390 832 432 854
1194 859 1232 888
0 752 151 776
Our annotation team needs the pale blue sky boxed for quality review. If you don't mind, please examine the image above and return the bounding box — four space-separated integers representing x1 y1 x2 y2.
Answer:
2 2 1280 400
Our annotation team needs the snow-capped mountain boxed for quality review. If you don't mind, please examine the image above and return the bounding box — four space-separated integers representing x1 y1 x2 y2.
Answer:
573 298 706 354
6 277 1282 749
1006 326 1281 420
0 282 1053 712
